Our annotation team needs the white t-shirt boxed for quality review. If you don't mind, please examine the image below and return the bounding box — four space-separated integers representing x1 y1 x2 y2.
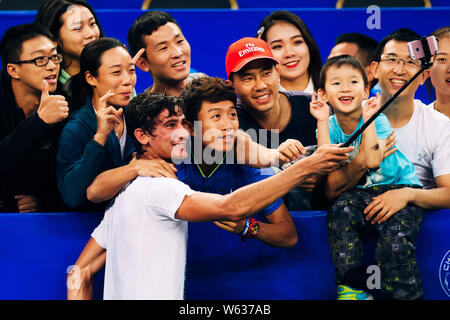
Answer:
427 101 449 118
92 176 195 300
279 77 314 94
393 99 450 189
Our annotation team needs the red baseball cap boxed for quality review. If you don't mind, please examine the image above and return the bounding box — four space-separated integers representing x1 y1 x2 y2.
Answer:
225 37 278 79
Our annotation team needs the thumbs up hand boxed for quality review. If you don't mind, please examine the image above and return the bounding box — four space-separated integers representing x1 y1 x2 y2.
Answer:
37 80 69 124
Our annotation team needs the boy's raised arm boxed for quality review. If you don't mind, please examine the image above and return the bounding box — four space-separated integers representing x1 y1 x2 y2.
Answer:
361 96 384 169
309 92 331 147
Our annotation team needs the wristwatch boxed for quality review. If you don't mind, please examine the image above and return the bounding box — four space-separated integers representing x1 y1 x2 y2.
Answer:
241 218 260 241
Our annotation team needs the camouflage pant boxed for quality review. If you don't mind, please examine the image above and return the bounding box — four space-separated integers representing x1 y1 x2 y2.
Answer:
327 185 424 300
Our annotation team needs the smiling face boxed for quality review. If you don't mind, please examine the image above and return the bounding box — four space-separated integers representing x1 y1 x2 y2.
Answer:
372 40 427 100
430 36 450 98
58 5 100 60
321 64 369 117
231 59 280 114
9 35 59 94
140 22 191 83
146 107 190 161
87 46 137 107
264 21 310 85
196 100 239 153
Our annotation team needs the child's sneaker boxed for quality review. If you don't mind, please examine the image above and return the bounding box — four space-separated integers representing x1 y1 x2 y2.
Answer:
337 285 373 300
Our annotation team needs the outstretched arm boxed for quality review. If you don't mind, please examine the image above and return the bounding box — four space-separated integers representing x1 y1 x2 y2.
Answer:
176 144 354 222
235 130 305 167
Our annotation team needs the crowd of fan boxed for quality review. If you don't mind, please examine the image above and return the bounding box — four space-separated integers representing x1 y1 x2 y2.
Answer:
0 0 449 300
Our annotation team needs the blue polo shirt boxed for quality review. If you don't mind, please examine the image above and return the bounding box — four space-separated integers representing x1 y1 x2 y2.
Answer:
176 155 283 220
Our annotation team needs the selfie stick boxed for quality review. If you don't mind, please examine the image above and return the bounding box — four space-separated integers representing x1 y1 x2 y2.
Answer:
341 42 434 147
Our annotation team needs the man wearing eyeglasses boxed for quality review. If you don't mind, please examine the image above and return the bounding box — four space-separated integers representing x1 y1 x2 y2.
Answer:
0 23 69 213
365 29 450 219
326 29 449 243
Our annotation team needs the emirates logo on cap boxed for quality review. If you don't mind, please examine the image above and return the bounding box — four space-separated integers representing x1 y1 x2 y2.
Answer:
238 43 265 57
225 37 279 78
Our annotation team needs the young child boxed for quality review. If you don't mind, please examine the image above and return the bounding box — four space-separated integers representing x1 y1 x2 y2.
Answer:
310 55 424 300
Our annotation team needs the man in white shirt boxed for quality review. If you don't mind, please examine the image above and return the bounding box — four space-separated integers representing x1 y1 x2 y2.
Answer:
90 91 353 299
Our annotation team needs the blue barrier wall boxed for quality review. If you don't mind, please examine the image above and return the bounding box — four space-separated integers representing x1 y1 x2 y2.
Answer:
1 8 449 103
1 210 449 300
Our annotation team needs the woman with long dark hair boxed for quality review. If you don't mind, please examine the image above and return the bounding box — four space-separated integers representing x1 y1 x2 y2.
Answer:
257 10 322 93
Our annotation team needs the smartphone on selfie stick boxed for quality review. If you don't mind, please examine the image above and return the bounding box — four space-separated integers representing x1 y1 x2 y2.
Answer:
340 36 438 148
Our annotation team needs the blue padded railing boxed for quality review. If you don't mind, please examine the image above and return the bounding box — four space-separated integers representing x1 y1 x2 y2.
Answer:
0 209 449 300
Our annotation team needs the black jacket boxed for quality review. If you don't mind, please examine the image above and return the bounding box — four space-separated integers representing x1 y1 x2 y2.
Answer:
0 70 65 212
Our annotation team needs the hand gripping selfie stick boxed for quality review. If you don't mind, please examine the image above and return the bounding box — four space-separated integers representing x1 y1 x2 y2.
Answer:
341 36 436 147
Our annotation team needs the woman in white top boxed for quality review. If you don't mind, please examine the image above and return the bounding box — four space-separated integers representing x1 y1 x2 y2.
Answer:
428 26 450 118
257 10 322 94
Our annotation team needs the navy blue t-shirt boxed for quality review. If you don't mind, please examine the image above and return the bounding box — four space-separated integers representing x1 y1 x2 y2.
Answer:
236 90 317 148
176 158 283 221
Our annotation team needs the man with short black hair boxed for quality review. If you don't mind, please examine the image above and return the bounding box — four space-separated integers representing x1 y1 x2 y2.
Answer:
0 23 69 212
127 10 204 97
365 28 450 215
226 37 321 210
328 32 379 90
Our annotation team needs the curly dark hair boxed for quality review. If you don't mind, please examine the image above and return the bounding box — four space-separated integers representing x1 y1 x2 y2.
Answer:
125 91 183 154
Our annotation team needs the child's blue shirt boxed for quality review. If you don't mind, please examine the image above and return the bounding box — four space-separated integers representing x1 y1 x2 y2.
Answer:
328 113 422 188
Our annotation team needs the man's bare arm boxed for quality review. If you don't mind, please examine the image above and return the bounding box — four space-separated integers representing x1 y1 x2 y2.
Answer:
408 175 450 209
67 238 106 300
364 174 450 225
235 130 304 167
325 151 368 200
176 145 354 222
